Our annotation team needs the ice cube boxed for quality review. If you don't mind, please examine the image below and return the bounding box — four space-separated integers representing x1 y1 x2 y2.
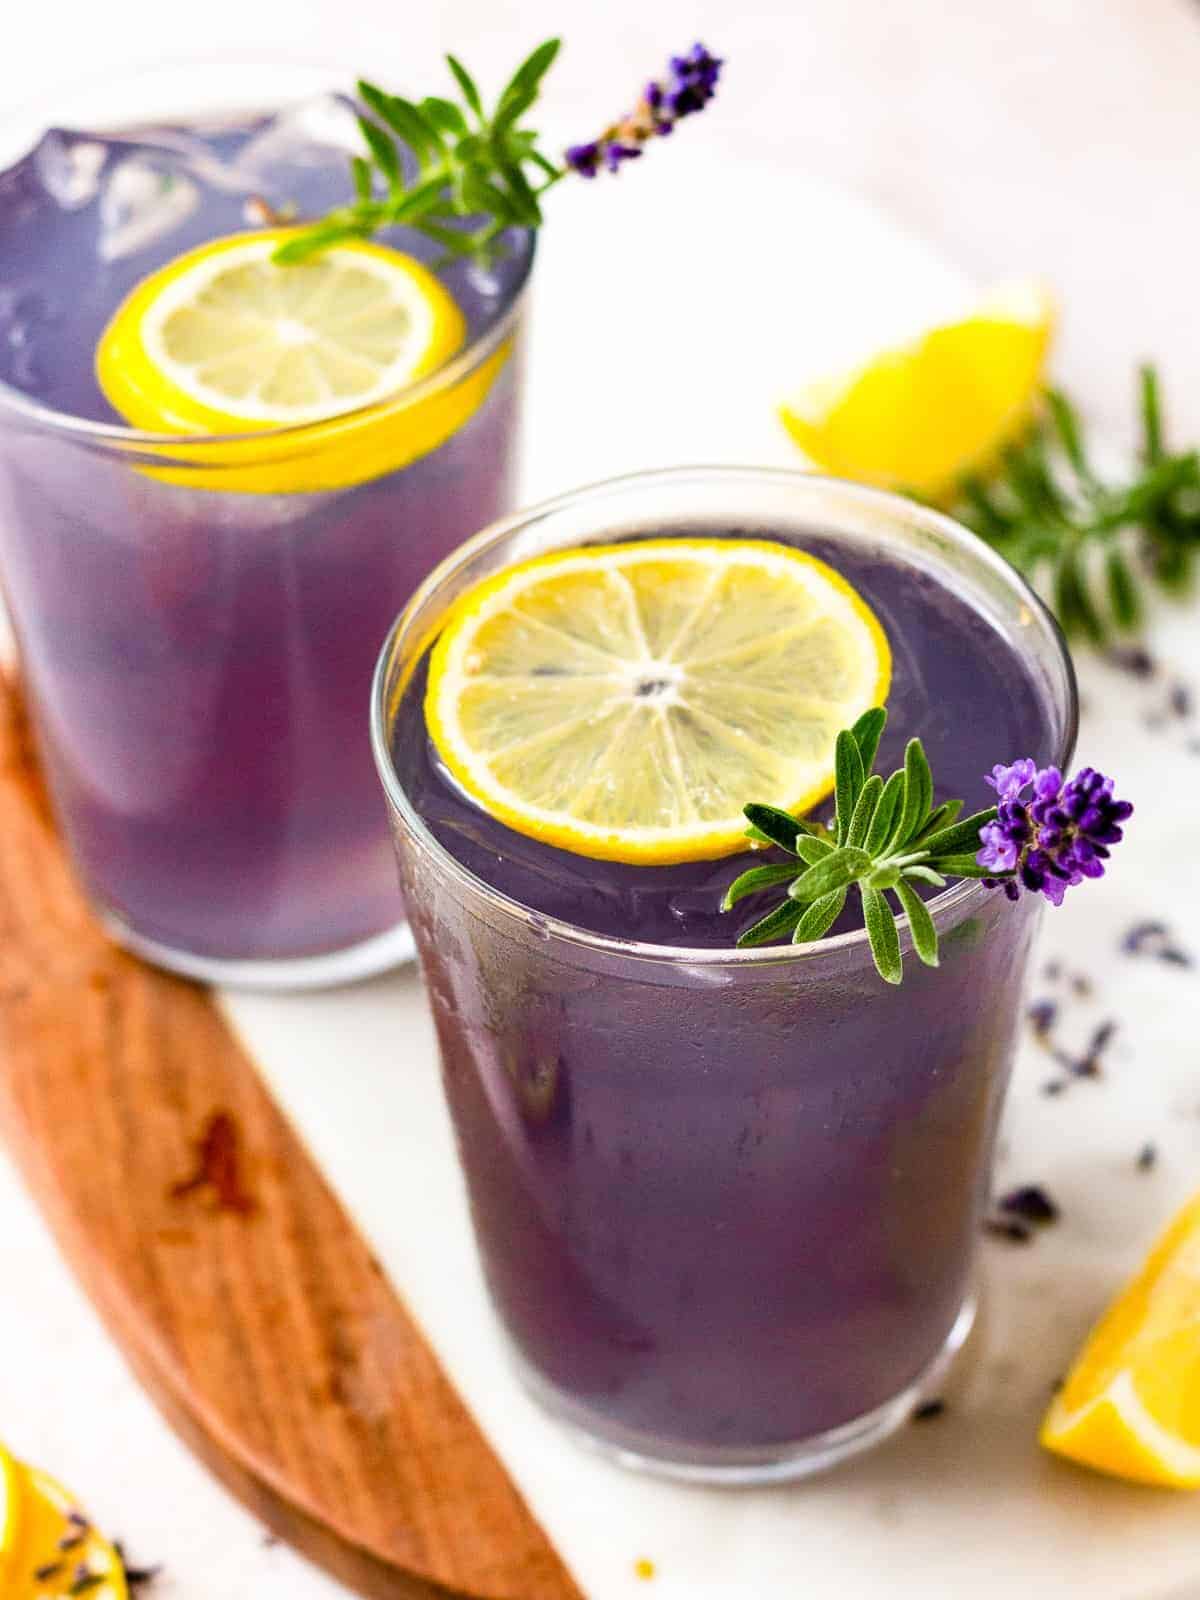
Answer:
34 130 107 209
98 156 199 262
235 94 364 183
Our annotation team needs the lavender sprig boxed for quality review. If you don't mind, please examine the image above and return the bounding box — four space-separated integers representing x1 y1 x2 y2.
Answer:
274 40 722 266
724 707 1130 984
952 368 1200 642
565 44 722 177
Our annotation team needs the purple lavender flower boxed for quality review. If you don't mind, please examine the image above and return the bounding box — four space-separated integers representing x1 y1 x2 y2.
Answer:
977 761 1132 906
564 42 723 179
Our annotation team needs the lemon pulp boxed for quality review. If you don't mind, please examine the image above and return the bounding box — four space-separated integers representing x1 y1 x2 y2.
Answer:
425 538 891 865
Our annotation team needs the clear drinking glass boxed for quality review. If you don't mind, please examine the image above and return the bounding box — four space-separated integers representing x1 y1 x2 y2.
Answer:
0 63 533 987
372 468 1077 1481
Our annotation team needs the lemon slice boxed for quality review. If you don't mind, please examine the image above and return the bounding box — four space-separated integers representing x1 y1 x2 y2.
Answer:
1041 1189 1200 1488
779 280 1055 499
425 538 890 865
10 1459 127 1597
95 228 507 494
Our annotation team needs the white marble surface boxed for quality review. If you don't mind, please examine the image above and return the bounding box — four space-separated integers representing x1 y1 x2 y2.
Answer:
3 3 1200 1597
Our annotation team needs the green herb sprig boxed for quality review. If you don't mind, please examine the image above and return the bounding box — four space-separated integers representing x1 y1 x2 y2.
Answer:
952 366 1200 642
723 708 994 984
273 40 565 266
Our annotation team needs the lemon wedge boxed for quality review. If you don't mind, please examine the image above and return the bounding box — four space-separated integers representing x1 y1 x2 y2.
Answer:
5 1456 127 1597
0 1443 18 1589
95 228 506 493
1041 1188 1200 1487
425 538 890 865
779 281 1055 499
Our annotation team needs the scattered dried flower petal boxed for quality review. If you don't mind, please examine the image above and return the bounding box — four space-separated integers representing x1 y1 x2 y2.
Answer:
998 1184 1059 1225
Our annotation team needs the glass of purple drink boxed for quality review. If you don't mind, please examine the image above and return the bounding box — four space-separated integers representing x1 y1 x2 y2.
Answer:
0 63 533 986
372 467 1077 1481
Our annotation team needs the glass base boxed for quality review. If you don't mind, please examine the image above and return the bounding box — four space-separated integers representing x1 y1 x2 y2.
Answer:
512 1292 977 1486
98 908 416 991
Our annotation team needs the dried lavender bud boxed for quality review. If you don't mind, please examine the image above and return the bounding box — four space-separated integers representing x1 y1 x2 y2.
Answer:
1122 920 1193 967
1041 1078 1067 1097
912 1398 947 1421
114 1542 162 1590
1106 645 1157 679
1137 1143 1158 1172
998 1184 1059 1225
985 1216 1036 1241
1169 682 1193 718
33 1560 65 1581
1027 998 1058 1037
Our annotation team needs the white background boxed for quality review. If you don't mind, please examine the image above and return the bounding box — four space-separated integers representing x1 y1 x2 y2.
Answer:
3 2 1200 1597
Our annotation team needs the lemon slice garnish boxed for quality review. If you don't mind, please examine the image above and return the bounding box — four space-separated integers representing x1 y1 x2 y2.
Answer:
7 1456 128 1597
779 280 1055 499
95 228 506 493
1041 1188 1200 1488
425 538 891 865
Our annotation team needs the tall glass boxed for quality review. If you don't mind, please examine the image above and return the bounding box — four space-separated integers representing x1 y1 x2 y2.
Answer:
372 469 1076 1481
0 64 532 987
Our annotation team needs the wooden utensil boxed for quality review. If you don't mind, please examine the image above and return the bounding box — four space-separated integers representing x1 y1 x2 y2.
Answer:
0 675 583 1600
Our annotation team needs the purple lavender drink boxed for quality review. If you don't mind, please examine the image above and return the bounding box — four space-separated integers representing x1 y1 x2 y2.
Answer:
0 65 532 984
373 469 1076 1480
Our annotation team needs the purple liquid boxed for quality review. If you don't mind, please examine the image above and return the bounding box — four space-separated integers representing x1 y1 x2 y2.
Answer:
390 530 1057 1457
0 108 531 965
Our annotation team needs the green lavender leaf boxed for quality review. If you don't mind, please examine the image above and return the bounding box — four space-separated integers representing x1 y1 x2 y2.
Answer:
926 854 993 878
421 95 469 137
793 887 847 942
894 879 939 967
890 738 932 848
851 706 887 775
356 115 402 187
902 864 947 887
445 54 486 122
862 887 902 984
1106 547 1140 631
736 898 805 947
1046 388 1092 481
1141 364 1163 464
864 769 904 856
720 861 803 911
864 862 901 890
918 806 997 858
913 798 963 841
500 37 562 106
789 846 871 902
834 730 864 844
846 773 884 849
795 835 834 865
742 803 803 855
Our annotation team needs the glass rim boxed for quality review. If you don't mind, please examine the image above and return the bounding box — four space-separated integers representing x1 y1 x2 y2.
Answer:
0 54 537 453
370 465 1080 969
